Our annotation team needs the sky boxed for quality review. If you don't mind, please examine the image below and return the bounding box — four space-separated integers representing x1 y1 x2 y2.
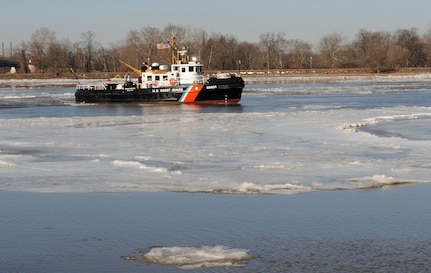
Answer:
1 0 431 50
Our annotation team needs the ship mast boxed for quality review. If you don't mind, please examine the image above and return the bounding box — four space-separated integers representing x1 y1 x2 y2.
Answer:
171 35 177 65
170 35 188 65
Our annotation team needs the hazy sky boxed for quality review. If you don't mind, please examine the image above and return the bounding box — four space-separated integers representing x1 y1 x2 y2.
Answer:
2 0 431 48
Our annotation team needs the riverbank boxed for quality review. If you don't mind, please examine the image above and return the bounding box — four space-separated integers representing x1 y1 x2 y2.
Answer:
2 67 431 80
2 67 431 88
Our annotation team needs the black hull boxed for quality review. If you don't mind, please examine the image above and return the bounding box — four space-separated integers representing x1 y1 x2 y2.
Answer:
75 76 244 104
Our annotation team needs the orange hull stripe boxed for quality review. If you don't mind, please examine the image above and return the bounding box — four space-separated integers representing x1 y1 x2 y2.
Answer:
180 84 204 102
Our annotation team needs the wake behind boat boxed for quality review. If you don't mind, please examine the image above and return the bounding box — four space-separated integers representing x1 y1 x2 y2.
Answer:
75 36 244 104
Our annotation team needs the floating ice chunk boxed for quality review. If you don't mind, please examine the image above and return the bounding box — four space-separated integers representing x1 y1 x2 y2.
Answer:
126 245 253 269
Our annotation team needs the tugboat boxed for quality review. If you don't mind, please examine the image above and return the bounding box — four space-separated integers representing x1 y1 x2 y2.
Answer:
75 36 244 104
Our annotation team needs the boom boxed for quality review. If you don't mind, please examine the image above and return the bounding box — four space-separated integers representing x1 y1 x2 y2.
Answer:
118 60 141 76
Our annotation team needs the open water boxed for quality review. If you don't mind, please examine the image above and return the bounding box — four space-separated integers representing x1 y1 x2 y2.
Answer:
1 75 431 272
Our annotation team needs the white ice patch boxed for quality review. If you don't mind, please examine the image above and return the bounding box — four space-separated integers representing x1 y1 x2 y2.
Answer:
111 160 169 173
236 182 295 194
205 182 317 195
341 111 431 132
349 174 422 189
126 245 254 270
0 159 16 167
362 112 431 125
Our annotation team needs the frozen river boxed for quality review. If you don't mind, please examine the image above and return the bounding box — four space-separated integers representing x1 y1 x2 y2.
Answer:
1 75 431 272
1 75 430 194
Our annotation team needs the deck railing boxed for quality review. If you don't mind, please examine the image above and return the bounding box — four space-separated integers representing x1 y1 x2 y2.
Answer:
77 84 106 90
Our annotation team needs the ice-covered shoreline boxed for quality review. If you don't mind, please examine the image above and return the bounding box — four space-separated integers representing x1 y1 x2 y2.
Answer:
243 72 431 84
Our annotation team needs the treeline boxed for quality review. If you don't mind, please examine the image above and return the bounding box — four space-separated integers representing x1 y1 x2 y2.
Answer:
6 24 431 75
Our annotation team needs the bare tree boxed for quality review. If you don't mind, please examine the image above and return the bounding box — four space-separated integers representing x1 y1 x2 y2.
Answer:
58 39 74 73
423 25 431 67
353 29 392 71
236 42 260 70
120 30 145 69
139 26 164 65
386 44 409 69
187 28 207 62
319 32 343 68
97 45 120 72
201 33 238 70
19 49 30 73
15 23 431 75
80 31 99 72
287 39 312 69
29 27 56 73
163 24 188 45
394 28 426 67
259 32 286 70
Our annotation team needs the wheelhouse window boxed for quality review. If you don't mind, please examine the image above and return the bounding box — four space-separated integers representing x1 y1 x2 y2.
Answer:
189 66 194 72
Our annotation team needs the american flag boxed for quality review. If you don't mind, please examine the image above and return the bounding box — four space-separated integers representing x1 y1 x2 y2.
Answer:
156 41 170 50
